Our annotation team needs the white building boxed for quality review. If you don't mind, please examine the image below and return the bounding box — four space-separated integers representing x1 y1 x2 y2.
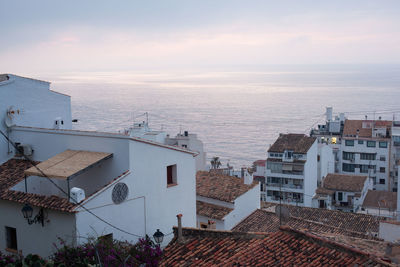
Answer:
128 122 206 171
0 74 72 163
0 75 198 257
340 119 391 191
312 173 372 212
264 134 318 207
317 143 335 185
195 171 259 230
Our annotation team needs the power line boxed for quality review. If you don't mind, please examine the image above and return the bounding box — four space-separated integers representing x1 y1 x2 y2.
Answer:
0 129 144 238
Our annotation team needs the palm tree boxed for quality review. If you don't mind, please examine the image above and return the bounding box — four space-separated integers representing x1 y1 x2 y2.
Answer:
210 157 222 169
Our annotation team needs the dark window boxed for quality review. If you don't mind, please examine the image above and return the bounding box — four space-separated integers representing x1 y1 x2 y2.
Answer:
379 141 388 148
367 141 376 147
167 164 177 186
5 227 17 250
380 156 386 161
358 140 364 145
360 165 369 173
342 163 355 172
338 192 343 201
343 152 355 160
345 140 354 146
379 179 385 184
317 155 320 162
267 190 272 196
380 167 385 173
360 153 376 160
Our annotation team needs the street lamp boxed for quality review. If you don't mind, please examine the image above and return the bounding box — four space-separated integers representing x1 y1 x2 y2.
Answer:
153 229 164 245
21 203 44 227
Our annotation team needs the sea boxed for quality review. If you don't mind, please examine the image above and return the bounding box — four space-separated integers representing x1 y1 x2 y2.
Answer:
46 64 400 168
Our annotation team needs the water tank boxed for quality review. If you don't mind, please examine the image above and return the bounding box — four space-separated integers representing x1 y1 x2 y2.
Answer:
70 187 85 203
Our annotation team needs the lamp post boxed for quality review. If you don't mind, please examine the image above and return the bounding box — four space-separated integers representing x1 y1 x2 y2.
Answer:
21 203 44 227
153 229 164 245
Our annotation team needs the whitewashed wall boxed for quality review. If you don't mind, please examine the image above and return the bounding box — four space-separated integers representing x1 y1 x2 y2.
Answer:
0 75 71 164
224 184 260 230
0 201 76 257
304 140 318 207
379 221 400 242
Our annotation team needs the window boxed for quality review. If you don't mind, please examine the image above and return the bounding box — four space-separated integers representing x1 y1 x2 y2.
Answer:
338 192 343 201
342 163 355 172
358 140 364 145
379 179 385 185
343 152 355 160
166 164 177 186
360 165 369 173
360 153 376 160
345 140 354 146
380 167 385 173
200 222 208 229
267 190 272 196
181 144 187 148
367 141 376 147
379 141 388 148
380 156 386 161
5 227 17 251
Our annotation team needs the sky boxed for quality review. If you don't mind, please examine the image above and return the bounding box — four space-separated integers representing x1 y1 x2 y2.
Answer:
1 0 400 74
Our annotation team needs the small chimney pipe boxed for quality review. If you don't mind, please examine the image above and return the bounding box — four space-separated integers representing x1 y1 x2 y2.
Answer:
177 214 183 243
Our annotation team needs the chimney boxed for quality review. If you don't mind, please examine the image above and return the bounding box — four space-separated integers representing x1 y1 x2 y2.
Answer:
177 214 183 243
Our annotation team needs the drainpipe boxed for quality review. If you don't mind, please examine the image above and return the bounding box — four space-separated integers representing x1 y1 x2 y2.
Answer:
176 214 183 243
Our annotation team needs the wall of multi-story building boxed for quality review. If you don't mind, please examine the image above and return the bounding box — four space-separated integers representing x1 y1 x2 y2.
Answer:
0 75 72 164
318 144 335 183
340 138 390 191
304 141 318 207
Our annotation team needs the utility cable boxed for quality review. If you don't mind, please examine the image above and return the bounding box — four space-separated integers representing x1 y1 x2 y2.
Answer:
0 129 144 238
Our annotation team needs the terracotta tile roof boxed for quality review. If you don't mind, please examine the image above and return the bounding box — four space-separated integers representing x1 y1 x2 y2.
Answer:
233 206 386 239
196 201 233 220
0 159 76 212
315 187 335 195
253 159 266 166
160 226 391 266
268 134 316 154
362 190 397 210
343 120 392 138
322 173 368 192
196 171 258 203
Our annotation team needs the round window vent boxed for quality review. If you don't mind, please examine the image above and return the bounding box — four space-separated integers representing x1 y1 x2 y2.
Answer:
112 183 129 204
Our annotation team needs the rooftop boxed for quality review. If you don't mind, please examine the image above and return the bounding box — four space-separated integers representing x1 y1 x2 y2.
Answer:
0 159 128 213
322 173 368 193
25 150 113 179
196 201 233 220
268 134 316 154
0 159 76 212
196 171 258 203
362 190 397 211
160 226 391 266
343 119 392 138
253 159 266 167
234 205 387 239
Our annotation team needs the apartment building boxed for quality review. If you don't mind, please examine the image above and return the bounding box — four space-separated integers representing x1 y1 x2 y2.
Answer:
263 134 317 207
340 119 391 191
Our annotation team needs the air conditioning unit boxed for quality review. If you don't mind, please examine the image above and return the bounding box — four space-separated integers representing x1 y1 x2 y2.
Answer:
70 187 85 203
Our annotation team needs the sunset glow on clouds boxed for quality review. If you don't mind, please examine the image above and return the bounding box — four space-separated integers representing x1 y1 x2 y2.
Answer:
1 0 399 74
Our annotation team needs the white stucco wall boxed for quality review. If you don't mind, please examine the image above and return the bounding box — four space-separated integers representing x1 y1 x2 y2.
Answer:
224 184 260 230
304 140 318 207
0 201 76 257
379 222 400 242
318 144 334 182
0 75 71 164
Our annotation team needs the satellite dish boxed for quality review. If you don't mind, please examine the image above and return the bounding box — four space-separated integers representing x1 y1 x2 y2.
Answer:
4 106 16 128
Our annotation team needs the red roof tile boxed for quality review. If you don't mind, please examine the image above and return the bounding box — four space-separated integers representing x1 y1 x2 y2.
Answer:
160 227 391 266
268 134 316 154
322 173 368 192
0 159 76 212
233 206 386 240
343 120 391 138
196 201 233 220
362 190 397 210
196 171 258 203
253 160 266 167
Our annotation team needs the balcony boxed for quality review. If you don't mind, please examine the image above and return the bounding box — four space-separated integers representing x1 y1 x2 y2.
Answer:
267 183 303 190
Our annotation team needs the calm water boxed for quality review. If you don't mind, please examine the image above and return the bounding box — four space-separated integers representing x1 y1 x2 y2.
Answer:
47 65 400 168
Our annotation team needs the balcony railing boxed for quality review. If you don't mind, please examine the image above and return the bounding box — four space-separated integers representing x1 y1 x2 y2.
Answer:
267 183 303 189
